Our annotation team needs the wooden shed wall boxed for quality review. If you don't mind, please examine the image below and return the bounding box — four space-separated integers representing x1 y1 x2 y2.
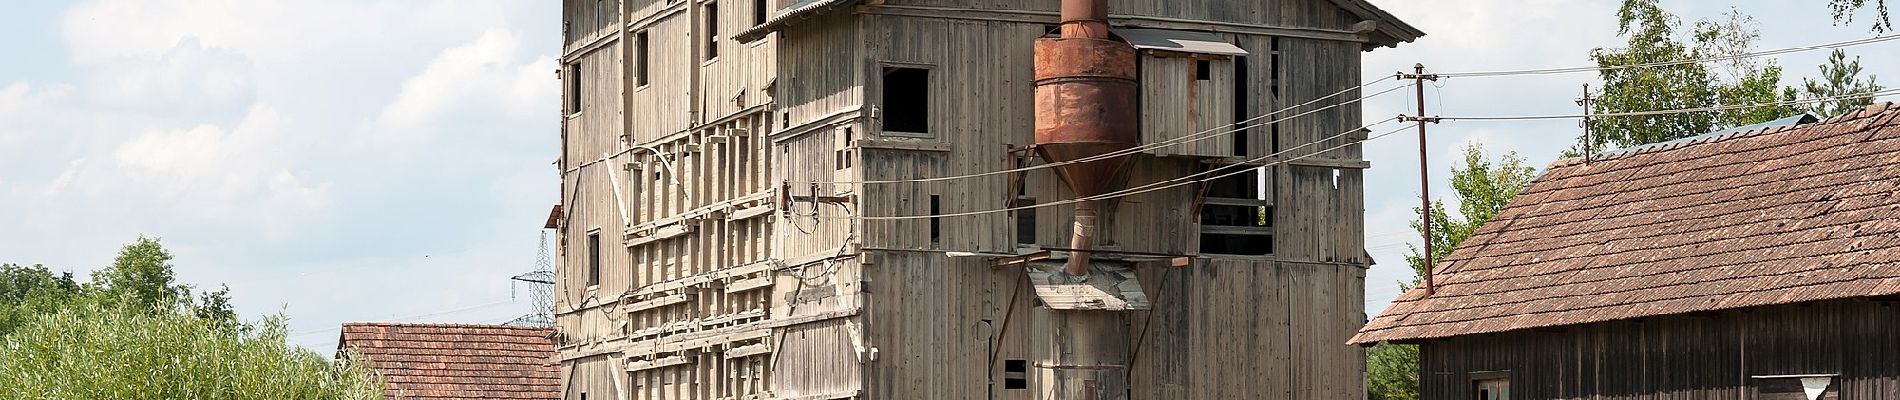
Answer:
1418 299 1900 400
877 0 1361 31
856 252 1369 399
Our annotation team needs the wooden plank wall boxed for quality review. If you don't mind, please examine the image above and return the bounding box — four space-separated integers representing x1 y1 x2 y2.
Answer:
1419 299 1900 400
858 251 1033 400
1126 259 1366 399
629 6 697 144
882 0 1359 30
856 253 1369 398
776 13 863 127
1142 54 1236 158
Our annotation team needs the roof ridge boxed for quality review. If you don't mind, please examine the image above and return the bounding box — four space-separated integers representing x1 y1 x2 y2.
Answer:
341 322 553 331
1546 102 1899 170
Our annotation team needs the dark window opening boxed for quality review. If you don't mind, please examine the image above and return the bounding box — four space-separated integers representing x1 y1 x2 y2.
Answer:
1195 59 1212 81
704 2 720 60
1199 168 1272 256
930 195 942 246
586 232 602 286
1472 374 1510 400
1014 197 1037 245
634 31 650 86
1233 56 1249 157
1004 359 1028 389
881 67 930 134
567 63 583 114
753 0 768 26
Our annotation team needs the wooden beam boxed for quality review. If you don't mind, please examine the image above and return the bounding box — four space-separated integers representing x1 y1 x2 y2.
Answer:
863 5 1369 43
626 293 693 313
1200 225 1274 236
989 251 1053 269
725 276 775 294
1202 197 1273 207
625 355 692 372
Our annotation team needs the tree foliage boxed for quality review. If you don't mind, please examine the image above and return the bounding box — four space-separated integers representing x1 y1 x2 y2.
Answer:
1589 2 1799 149
1803 49 1886 117
1367 341 1421 400
0 299 385 399
1831 0 1893 32
0 264 81 336
1368 144 1539 400
0 237 384 398
1399 145 1539 284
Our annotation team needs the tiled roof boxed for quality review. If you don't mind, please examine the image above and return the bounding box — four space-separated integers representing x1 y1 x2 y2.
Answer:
1351 103 1900 344
339 323 561 399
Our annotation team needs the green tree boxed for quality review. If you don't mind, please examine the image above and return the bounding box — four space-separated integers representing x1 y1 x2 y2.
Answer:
1802 49 1885 117
1831 0 1892 32
0 264 81 336
89 237 190 311
1368 144 1539 400
0 298 385 399
86 236 235 324
1589 2 1797 150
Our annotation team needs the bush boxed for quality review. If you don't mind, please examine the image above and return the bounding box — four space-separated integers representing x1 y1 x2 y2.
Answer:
0 299 386 399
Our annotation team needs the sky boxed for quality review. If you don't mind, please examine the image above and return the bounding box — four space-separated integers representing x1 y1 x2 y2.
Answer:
0 0 1892 353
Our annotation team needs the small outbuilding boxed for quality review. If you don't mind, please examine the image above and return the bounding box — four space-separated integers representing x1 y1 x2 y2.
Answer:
1353 103 1900 400
339 322 561 399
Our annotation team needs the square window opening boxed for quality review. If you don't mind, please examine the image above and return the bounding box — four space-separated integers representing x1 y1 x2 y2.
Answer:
1195 59 1212 81
1003 359 1028 390
881 67 930 135
1014 197 1037 245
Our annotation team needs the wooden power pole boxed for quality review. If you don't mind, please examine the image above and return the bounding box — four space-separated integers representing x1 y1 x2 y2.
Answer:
1397 64 1440 296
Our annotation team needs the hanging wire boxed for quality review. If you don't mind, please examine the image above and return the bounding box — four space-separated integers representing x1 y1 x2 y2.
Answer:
1435 34 1900 78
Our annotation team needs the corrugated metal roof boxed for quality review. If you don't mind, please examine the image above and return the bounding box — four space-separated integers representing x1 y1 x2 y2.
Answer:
1351 103 1900 345
1113 28 1248 56
734 0 861 42
1025 260 1149 311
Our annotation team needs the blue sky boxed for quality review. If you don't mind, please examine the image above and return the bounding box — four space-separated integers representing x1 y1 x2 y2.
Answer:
0 0 1892 352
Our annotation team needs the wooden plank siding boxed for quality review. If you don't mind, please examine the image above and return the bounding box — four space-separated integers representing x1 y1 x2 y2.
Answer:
1418 299 1900 400
557 0 1383 397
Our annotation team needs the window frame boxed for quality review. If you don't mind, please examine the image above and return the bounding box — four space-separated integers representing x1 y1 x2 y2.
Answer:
585 229 602 288
876 62 935 138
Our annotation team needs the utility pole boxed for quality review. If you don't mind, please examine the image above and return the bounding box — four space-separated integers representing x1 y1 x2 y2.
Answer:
1397 63 1440 296
1577 83 1595 163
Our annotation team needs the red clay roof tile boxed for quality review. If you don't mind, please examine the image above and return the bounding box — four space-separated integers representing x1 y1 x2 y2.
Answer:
1351 103 1900 344
338 323 561 399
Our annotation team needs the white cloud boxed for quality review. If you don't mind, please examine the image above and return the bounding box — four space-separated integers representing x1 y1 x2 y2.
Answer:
85 38 254 114
109 105 330 225
368 29 559 143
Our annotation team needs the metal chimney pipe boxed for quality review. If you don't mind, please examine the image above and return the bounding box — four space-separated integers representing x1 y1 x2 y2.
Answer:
1035 0 1137 277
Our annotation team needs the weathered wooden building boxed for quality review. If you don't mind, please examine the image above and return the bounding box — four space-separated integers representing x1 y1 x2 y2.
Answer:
552 0 1419 398
1351 104 1900 400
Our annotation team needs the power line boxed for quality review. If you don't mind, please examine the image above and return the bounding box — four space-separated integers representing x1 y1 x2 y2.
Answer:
288 299 519 338
1435 34 1900 78
1429 88 1900 121
849 120 1412 221
811 81 1405 185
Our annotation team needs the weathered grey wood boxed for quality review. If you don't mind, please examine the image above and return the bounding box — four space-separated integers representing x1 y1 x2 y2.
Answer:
555 0 1389 397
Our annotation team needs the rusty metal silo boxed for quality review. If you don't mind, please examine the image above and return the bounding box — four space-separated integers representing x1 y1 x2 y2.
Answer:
1034 0 1139 277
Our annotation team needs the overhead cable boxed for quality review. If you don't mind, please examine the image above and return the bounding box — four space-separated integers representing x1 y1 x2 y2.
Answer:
811 81 1405 185
1436 34 1900 78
